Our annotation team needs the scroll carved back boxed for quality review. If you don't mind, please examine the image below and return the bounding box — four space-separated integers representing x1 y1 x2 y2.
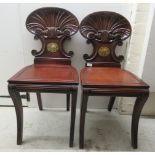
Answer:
80 11 132 67
26 7 79 64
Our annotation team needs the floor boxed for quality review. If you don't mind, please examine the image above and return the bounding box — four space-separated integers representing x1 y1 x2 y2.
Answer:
0 107 155 152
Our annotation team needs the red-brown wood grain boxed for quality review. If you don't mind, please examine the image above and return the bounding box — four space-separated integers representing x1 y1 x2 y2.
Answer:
8 7 79 147
80 67 148 88
79 11 150 150
8 64 78 84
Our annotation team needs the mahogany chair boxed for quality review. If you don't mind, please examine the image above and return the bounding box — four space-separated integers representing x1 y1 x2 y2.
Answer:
79 11 149 149
8 7 79 147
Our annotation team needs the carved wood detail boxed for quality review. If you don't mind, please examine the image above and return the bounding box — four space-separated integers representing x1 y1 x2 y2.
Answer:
26 7 79 64
79 11 150 150
8 7 79 147
80 11 132 67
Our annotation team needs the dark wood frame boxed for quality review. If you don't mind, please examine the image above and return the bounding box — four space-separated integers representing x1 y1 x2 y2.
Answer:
79 87 149 149
8 83 78 147
8 7 79 147
79 11 150 149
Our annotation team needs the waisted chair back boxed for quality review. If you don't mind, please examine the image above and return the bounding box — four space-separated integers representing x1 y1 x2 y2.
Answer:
79 11 131 67
26 7 79 65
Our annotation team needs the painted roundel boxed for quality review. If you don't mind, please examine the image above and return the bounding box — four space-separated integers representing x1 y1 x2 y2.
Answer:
47 42 59 53
80 11 131 43
98 46 110 57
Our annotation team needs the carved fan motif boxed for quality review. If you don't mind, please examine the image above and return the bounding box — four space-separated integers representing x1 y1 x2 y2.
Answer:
80 11 131 43
25 7 79 59
26 7 79 39
80 11 132 67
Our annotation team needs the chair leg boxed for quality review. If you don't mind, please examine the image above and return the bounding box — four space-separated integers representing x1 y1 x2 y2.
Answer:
69 90 77 147
131 91 149 149
26 92 30 102
8 85 23 145
108 96 116 111
36 92 43 111
66 93 70 111
79 92 88 149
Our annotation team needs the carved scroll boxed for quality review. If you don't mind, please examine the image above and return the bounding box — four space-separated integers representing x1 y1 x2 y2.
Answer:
80 11 131 65
26 7 79 57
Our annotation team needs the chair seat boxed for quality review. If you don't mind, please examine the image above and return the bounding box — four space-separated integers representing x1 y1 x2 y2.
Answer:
8 64 78 85
80 67 148 88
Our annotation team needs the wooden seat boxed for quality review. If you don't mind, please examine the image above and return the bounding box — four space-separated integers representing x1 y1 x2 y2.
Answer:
8 7 79 147
79 11 149 149
9 64 78 84
80 67 148 88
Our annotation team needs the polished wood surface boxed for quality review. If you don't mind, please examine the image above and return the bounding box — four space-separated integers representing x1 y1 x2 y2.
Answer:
79 11 131 67
8 7 79 147
9 64 78 84
79 11 149 149
80 67 148 88
26 7 79 64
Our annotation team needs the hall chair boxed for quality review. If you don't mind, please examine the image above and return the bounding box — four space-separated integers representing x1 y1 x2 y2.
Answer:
8 7 79 147
79 11 149 149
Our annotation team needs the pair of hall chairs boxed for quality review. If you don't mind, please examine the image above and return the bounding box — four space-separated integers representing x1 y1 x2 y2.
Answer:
8 7 149 149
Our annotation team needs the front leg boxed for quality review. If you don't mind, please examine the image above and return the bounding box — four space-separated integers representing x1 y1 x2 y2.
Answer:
69 89 77 147
79 91 88 149
8 84 23 145
131 90 149 148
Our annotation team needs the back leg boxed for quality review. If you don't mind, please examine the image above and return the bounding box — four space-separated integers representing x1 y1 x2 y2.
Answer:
66 93 70 111
36 92 43 110
108 96 116 111
26 92 30 102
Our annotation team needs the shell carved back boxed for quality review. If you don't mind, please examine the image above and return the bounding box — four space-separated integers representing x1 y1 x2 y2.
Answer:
26 7 79 58
80 11 132 67
26 7 79 39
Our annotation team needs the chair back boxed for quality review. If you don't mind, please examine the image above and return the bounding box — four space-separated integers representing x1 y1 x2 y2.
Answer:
26 7 79 65
80 11 131 67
